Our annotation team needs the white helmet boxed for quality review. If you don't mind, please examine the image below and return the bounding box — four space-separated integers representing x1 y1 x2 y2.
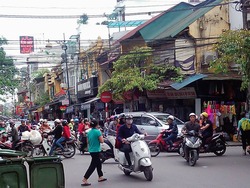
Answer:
167 115 174 121
39 119 44 123
189 113 196 117
54 119 61 123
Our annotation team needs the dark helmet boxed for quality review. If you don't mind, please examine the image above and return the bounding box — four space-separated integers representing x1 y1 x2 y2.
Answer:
9 120 15 126
62 120 68 126
125 114 133 119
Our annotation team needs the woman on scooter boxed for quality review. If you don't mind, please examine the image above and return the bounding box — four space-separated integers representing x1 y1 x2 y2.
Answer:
56 120 71 152
164 115 178 150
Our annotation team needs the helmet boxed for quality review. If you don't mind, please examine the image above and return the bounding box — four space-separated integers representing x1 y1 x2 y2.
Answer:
9 120 15 126
54 119 61 123
119 113 125 119
70 119 74 122
167 115 174 121
39 119 44 123
125 114 133 119
201 112 208 118
74 118 79 122
189 113 196 117
62 120 68 126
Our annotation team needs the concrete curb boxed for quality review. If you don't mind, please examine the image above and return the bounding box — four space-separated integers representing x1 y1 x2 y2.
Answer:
226 142 242 147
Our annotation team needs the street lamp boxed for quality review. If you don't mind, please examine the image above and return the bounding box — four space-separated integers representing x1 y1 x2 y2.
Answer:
62 42 71 106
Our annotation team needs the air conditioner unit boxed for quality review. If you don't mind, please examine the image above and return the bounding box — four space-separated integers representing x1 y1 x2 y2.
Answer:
202 51 217 65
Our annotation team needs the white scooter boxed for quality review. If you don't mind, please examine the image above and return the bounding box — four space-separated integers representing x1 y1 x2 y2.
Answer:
117 133 153 181
100 135 119 163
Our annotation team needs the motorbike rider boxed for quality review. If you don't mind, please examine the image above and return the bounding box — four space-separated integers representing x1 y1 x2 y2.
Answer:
181 113 200 158
164 115 178 150
9 120 19 149
48 119 63 156
17 120 30 137
117 114 145 168
200 112 213 151
107 116 118 136
39 119 52 134
55 120 71 153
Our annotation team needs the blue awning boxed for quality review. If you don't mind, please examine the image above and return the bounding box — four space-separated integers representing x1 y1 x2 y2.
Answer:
170 74 207 90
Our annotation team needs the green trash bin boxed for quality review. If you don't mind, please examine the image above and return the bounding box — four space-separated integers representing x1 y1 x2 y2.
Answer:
26 156 65 188
0 149 27 159
0 158 28 188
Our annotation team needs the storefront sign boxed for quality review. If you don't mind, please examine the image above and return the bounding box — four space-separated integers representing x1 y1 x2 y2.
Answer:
147 87 196 99
61 99 69 106
77 77 98 99
66 106 74 114
60 105 67 111
19 36 34 54
44 105 50 110
165 87 196 99
81 103 91 110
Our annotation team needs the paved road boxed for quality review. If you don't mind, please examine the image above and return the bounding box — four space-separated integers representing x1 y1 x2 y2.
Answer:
62 146 250 188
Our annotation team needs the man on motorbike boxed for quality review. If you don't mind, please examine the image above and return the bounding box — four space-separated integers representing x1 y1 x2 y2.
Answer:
164 115 178 150
117 114 144 168
200 112 213 151
9 120 19 149
55 120 71 153
48 119 63 156
181 113 200 159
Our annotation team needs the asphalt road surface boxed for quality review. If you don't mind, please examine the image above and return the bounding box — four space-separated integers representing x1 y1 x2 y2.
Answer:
62 146 250 188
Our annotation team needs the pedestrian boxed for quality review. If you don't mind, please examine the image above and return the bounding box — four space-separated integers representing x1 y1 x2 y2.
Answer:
81 119 107 186
9 120 19 149
237 112 250 155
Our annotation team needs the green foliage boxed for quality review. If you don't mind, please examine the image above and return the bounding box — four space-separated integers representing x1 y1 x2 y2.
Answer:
0 37 19 97
30 69 50 80
98 46 183 100
34 92 50 106
209 30 250 90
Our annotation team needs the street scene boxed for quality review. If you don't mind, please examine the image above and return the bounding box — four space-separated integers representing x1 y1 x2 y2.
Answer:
1 0 250 187
63 146 249 188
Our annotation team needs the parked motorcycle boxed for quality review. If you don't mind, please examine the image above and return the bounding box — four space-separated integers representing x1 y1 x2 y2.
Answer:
199 132 226 156
0 136 34 157
148 130 183 157
179 130 202 166
33 133 76 158
117 133 153 181
100 135 119 163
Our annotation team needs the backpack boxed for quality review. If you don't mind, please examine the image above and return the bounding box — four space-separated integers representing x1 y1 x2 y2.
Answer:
241 119 250 131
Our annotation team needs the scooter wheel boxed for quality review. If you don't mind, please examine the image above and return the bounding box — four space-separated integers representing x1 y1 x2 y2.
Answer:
144 166 153 181
148 143 160 157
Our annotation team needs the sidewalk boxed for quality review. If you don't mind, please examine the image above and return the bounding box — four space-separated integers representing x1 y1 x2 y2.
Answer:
226 141 242 147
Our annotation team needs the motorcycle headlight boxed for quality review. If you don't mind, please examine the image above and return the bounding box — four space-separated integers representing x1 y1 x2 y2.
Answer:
193 139 202 148
186 139 193 148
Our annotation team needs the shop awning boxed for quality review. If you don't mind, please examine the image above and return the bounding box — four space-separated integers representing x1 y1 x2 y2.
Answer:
82 97 100 105
170 74 207 90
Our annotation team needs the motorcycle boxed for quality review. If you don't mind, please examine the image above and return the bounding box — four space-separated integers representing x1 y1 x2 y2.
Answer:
100 135 119 163
148 130 183 157
0 134 34 157
117 133 153 181
179 130 202 166
33 133 76 158
199 132 226 156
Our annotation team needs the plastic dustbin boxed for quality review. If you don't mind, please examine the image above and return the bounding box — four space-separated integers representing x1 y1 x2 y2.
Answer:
26 156 65 188
0 158 28 188
0 149 27 159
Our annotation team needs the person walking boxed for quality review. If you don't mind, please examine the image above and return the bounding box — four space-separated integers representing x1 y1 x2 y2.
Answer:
81 120 107 186
237 112 250 155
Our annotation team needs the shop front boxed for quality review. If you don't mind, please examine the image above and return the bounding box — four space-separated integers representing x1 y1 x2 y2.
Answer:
77 77 99 120
197 78 247 137
147 87 197 121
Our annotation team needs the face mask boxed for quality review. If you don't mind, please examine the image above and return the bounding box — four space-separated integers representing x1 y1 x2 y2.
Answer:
126 119 133 124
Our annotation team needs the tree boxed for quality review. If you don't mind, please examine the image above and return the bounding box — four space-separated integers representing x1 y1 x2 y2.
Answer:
209 30 250 90
98 46 183 100
0 37 19 100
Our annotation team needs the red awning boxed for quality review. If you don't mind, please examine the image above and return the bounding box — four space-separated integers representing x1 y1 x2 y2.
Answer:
55 89 66 97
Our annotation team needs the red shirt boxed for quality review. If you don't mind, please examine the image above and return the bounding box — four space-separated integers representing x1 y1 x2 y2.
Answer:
62 125 71 139
78 123 85 134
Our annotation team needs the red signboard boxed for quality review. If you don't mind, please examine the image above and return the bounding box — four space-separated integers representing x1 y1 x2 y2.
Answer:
100 91 112 103
20 36 34 54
